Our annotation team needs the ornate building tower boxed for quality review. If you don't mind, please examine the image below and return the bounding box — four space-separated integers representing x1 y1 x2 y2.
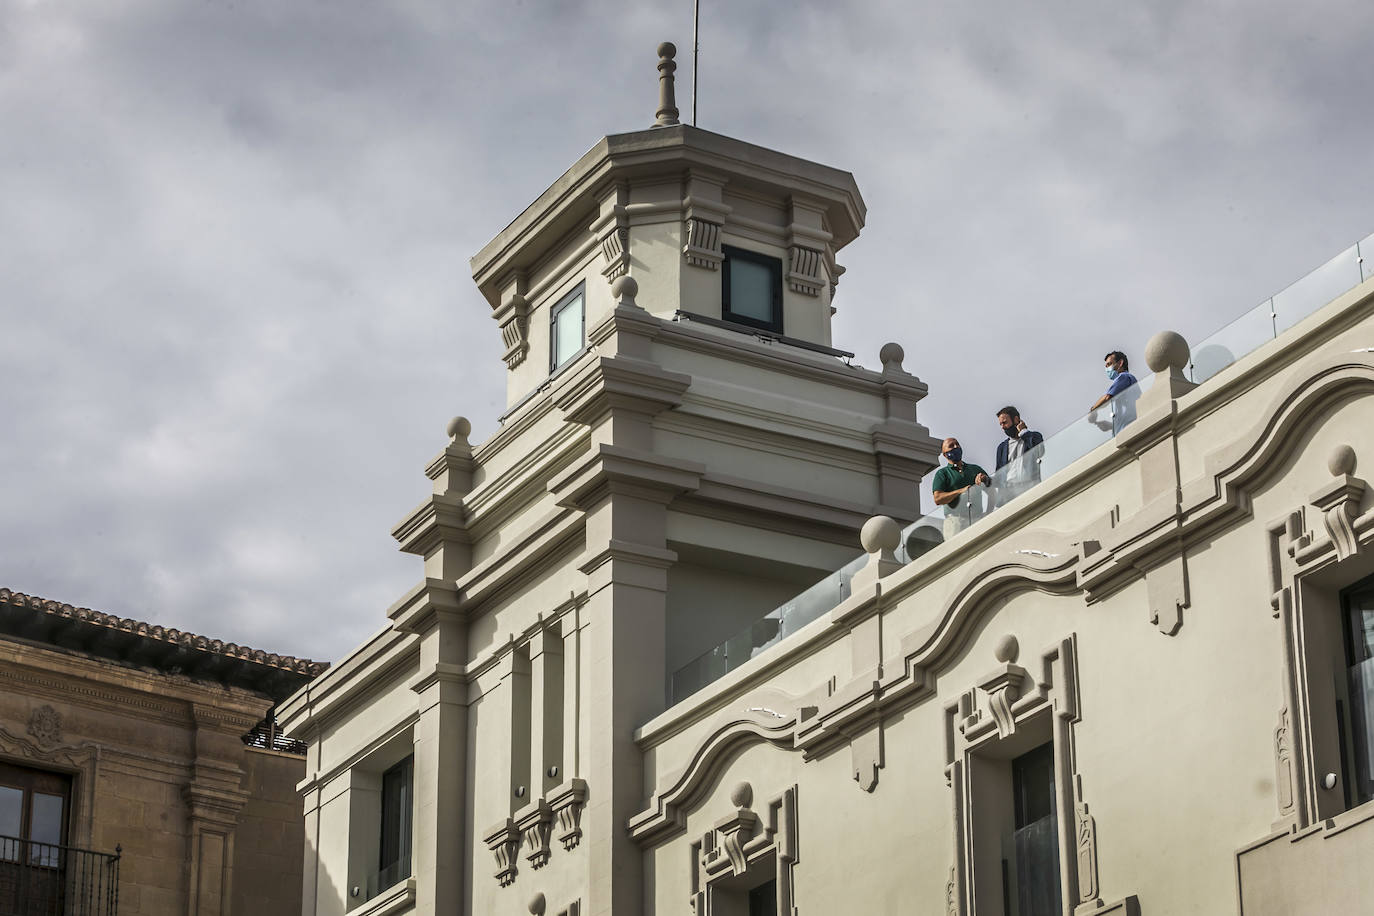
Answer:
281 43 940 916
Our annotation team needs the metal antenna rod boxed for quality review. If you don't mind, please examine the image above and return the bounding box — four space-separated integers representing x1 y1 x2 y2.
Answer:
692 0 700 124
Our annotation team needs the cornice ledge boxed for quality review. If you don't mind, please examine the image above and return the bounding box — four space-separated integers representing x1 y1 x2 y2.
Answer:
551 355 692 426
628 688 800 847
388 578 465 634
689 472 879 532
390 492 470 557
579 539 678 576
549 444 704 510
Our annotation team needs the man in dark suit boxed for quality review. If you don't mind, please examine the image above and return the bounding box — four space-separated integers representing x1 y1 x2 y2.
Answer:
994 406 1044 503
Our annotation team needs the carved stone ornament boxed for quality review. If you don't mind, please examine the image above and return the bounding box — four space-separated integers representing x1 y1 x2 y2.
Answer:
683 217 723 270
689 782 798 916
945 636 1138 916
600 226 630 282
516 799 554 870
786 244 824 297
493 273 531 370
548 777 588 851
27 705 62 746
1310 444 1366 561
483 817 521 887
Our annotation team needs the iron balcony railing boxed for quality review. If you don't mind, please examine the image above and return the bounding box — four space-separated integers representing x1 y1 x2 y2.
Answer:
0 835 120 916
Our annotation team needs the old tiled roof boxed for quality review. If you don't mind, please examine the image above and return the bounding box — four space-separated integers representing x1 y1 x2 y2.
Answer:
0 588 328 700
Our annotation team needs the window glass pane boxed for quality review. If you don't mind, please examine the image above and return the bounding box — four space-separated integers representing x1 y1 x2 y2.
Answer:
0 786 20 838
1347 592 1374 805
553 294 583 368
748 879 777 916
29 793 63 867
379 756 413 886
729 258 774 323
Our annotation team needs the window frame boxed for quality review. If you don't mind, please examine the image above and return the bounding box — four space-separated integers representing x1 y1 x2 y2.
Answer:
549 283 587 373
721 245 783 334
377 755 414 893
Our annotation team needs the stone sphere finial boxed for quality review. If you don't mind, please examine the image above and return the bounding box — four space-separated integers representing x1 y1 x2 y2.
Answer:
658 41 676 59
879 342 905 373
446 416 471 443
611 274 640 308
1329 444 1357 477
994 634 1020 664
1145 330 1190 375
730 781 753 809
860 515 901 555
528 892 546 915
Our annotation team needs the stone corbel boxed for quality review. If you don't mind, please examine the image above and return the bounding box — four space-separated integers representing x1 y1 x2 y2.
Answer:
493 271 531 369
483 817 521 887
785 197 831 297
515 799 554 870
590 182 630 283
1310 444 1366 561
978 660 1029 741
683 172 730 271
787 244 824 296
548 777 588 850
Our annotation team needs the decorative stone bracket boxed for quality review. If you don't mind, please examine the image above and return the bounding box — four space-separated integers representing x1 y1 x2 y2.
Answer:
684 217 723 270
492 272 531 370
787 245 824 297
484 817 521 887
549 778 588 851
1310 444 1366 561
516 800 553 870
484 779 588 887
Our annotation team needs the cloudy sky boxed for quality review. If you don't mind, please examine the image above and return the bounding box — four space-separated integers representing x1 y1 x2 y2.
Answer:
4 0 1373 663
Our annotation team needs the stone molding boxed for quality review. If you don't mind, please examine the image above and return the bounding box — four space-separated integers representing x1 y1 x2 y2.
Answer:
492 271 532 369
0 724 100 848
483 817 522 887
635 347 1374 860
943 635 1139 916
688 782 798 916
549 777 588 850
629 689 799 845
786 244 824 297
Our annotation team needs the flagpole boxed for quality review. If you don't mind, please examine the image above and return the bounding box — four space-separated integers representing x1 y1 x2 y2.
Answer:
692 0 700 125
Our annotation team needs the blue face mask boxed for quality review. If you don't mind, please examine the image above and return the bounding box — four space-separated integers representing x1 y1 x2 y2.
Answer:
945 447 963 464
1106 367 1120 380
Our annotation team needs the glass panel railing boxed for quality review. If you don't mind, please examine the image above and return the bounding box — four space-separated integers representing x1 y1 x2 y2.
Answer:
668 231 1374 704
669 554 866 704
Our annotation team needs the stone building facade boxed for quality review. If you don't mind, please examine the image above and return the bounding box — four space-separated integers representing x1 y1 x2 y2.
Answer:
0 587 324 914
280 45 1374 916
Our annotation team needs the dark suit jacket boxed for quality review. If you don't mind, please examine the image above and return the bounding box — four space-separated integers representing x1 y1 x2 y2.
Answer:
995 429 1045 476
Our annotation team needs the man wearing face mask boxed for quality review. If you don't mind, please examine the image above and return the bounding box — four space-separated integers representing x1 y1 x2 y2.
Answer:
1089 350 1140 435
931 436 991 540
994 406 1043 503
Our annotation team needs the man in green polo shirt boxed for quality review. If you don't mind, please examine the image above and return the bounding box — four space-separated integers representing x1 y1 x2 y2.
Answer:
931 436 991 540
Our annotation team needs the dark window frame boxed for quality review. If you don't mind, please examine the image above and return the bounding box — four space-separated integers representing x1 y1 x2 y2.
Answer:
721 245 784 334
1339 580 1374 810
549 282 587 373
378 755 414 891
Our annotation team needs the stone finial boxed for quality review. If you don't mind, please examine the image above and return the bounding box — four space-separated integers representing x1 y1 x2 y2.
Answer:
993 634 1019 664
528 893 546 915
611 274 640 309
1145 330 1190 379
652 42 680 128
446 415 472 445
730 781 753 809
1330 444 1357 477
879 342 905 375
860 515 901 556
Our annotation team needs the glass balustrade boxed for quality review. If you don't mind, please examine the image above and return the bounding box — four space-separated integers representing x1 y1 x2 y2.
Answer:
668 234 1374 704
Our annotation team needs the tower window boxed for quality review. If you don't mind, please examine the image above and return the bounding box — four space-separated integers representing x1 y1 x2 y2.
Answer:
550 284 586 371
722 245 783 333
1339 582 1374 809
